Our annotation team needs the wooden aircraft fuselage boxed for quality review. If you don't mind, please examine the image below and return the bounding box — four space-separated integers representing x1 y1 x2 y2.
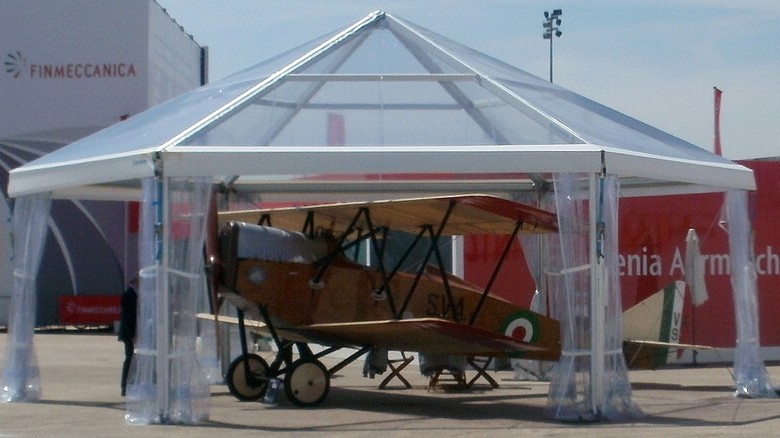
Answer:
225 249 559 359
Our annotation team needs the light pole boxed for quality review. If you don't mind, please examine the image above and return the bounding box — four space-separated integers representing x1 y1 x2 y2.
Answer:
543 9 562 83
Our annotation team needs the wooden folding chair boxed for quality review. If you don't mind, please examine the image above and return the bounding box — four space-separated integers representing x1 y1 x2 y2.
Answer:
466 356 499 389
378 352 414 389
427 367 467 391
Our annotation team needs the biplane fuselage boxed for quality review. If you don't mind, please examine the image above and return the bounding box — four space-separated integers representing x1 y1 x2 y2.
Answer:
223 241 560 360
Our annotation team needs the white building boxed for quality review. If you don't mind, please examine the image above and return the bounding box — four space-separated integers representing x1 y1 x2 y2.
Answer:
0 0 206 325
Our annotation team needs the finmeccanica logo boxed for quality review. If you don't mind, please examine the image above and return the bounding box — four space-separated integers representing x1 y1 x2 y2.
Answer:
4 50 137 79
4 50 25 78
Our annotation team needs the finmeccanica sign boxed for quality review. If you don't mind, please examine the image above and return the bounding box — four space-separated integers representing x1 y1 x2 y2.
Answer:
4 51 137 79
29 62 137 78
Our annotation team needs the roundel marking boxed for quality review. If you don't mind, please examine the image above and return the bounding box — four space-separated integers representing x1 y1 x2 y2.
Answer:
501 310 540 344
505 318 534 342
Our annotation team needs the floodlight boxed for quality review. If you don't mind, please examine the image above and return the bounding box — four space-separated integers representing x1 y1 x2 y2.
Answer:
542 9 563 82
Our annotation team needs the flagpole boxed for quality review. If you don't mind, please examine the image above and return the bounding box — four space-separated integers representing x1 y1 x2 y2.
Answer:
714 87 723 156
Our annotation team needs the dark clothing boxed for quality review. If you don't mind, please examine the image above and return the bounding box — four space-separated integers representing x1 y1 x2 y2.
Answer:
118 286 137 343
121 339 134 397
119 285 137 396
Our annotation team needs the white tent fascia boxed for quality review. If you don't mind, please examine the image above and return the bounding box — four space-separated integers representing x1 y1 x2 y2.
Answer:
8 144 755 201
598 147 755 192
161 145 755 190
163 145 602 176
8 151 156 200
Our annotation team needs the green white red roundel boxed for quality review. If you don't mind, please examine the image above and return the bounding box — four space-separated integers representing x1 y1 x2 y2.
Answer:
501 310 540 344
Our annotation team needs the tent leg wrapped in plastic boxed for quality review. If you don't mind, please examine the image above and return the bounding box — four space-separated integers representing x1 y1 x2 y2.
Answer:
725 190 777 399
544 173 641 421
124 177 213 424
0 194 50 403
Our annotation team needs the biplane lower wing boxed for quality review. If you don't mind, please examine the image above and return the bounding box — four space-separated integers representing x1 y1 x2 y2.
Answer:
199 313 549 356
624 340 716 370
197 312 268 334
625 340 715 351
284 318 550 357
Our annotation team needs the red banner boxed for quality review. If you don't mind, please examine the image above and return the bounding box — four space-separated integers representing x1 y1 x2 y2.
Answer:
59 295 121 325
463 160 780 350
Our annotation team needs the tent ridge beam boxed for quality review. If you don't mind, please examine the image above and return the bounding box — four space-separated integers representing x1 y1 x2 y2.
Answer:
284 73 477 82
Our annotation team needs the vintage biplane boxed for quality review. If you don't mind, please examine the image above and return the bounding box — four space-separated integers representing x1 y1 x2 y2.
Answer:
209 194 562 407
206 194 710 407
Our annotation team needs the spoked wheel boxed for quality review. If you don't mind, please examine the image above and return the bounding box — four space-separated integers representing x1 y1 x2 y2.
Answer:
226 353 270 401
284 358 330 407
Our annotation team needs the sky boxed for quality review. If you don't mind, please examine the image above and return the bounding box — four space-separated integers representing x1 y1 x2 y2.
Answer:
155 0 780 160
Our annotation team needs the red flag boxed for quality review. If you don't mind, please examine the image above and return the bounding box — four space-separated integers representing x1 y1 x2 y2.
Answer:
713 87 722 156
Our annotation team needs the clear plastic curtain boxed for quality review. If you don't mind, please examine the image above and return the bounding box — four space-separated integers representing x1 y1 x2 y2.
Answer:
514 190 556 380
545 173 592 420
0 194 51 402
725 189 776 398
197 276 222 385
516 189 556 312
546 173 639 421
126 177 212 424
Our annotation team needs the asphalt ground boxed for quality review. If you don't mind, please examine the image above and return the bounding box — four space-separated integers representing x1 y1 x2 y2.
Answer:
1 329 780 437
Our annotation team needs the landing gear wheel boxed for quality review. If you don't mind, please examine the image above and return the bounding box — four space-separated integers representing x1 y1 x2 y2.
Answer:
284 358 330 407
226 353 269 401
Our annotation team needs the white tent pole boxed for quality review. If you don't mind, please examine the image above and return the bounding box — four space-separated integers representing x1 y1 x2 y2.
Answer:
156 177 171 421
589 172 605 416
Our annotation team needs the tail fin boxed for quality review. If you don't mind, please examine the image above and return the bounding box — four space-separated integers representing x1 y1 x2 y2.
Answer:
623 281 686 368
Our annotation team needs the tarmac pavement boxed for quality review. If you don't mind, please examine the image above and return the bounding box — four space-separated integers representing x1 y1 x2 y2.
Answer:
1 329 780 437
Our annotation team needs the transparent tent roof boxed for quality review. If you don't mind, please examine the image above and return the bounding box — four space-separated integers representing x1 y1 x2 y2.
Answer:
180 14 581 148
8 11 754 200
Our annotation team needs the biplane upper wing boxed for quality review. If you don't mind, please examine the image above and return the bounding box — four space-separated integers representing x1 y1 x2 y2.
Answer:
218 194 557 236
283 318 551 356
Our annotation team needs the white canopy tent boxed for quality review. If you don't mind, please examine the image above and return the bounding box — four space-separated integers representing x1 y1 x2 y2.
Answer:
2 11 769 423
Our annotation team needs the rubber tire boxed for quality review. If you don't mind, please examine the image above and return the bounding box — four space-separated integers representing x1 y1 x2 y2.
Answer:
284 358 330 407
226 353 269 401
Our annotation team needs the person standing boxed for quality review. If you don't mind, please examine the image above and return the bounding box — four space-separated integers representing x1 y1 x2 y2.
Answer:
118 278 138 397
